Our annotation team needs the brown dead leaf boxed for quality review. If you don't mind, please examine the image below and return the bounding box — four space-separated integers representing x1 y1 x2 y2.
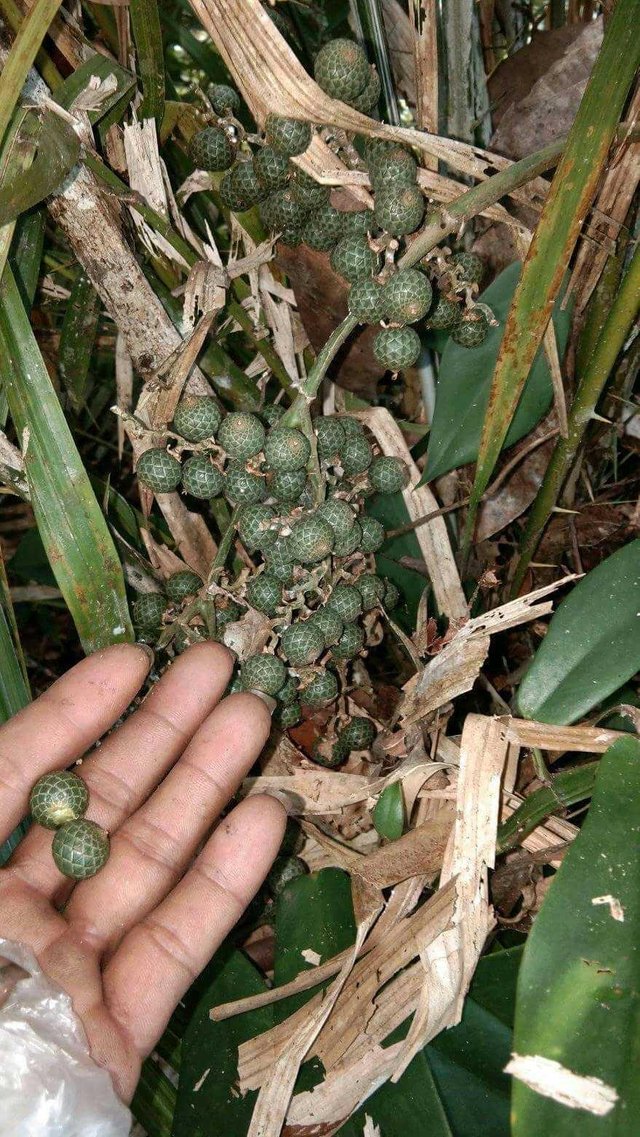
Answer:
476 432 556 541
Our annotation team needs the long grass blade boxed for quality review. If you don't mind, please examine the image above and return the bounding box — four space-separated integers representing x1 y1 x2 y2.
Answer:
349 0 399 125
0 552 30 864
129 0 166 124
465 0 640 549
0 264 133 652
0 0 64 147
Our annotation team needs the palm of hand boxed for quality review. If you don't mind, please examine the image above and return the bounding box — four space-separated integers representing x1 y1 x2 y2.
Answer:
0 642 284 1101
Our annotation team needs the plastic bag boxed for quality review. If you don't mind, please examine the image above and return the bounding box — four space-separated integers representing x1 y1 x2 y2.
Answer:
0 938 131 1137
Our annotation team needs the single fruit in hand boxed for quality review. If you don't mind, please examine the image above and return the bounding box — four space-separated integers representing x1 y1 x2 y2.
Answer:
30 771 88 829
52 819 110 880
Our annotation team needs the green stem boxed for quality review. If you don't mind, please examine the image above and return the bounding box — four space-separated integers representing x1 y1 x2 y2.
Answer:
210 505 240 573
0 0 63 148
511 244 640 596
497 762 598 854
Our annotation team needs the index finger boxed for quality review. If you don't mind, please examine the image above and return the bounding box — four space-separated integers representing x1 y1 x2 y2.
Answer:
0 643 153 842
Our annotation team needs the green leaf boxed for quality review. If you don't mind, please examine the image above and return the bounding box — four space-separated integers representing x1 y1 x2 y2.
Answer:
129 0 166 123
497 762 599 854
56 54 136 129
274 867 356 987
517 540 640 724
0 110 80 227
0 264 133 652
423 262 571 482
366 492 427 629
372 782 405 841
0 0 63 149
58 268 101 411
512 736 640 1136
9 208 45 307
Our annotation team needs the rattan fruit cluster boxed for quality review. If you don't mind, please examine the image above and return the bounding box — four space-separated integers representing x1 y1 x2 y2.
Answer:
30 771 109 879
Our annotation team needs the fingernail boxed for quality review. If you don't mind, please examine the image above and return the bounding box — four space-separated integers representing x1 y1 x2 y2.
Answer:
135 642 155 669
248 689 277 715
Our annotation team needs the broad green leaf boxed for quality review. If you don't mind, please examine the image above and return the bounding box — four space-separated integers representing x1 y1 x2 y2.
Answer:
130 0 166 123
372 782 405 841
9 208 45 307
0 264 132 651
366 491 427 630
517 540 640 724
512 736 640 1136
56 54 136 130
274 867 356 987
0 110 80 227
423 262 571 482
58 268 100 411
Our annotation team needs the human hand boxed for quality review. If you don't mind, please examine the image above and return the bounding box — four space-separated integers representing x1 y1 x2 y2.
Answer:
0 642 285 1101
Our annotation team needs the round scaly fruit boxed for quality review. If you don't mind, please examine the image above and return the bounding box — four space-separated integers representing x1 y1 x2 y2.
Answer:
241 653 287 696
330 235 380 283
374 185 424 237
314 416 346 461
301 205 345 252
291 170 330 209
219 166 254 212
278 674 299 707
246 573 282 616
317 498 356 540
383 579 400 609
132 592 165 633
369 147 417 191
314 38 370 102
451 310 490 348
189 126 235 172
359 515 385 553
341 434 373 476
30 771 88 830
300 668 339 707
52 819 110 880
332 521 362 557
264 427 311 472
224 464 267 505
227 159 269 209
332 622 366 660
309 608 344 648
276 703 302 728
373 327 421 370
451 250 484 286
173 395 222 442
341 417 366 437
289 514 335 564
280 621 325 666
341 209 374 238
383 270 432 325
237 504 277 552
181 455 224 499
260 188 310 234
265 113 312 157
208 83 240 116
350 67 381 113
363 137 394 166
269 468 307 503
265 537 296 584
165 569 203 604
261 404 285 427
281 229 302 247
215 596 242 632
311 738 349 768
253 146 290 191
424 292 461 331
326 584 363 622
348 278 386 324
137 448 182 493
369 455 409 495
355 572 386 610
339 716 377 751
218 412 265 460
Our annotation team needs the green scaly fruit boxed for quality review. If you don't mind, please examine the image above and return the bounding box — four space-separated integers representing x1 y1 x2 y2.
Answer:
314 38 369 102
208 83 241 116
264 427 311 472
331 623 366 660
219 165 253 212
29 771 88 829
132 592 165 632
173 396 222 442
339 716 377 751
246 573 282 616
368 455 409 494
359 515 385 553
383 579 400 609
137 448 181 493
181 455 224 499
269 468 307 503
309 609 344 648
261 404 285 426
326 584 363 622
227 159 269 208
369 147 417 190
260 188 309 233
301 205 345 252
215 597 242 631
451 250 484 285
289 515 335 563
224 464 267 504
330 235 380 283
265 113 312 157
281 229 302 247
291 170 330 208
265 537 296 583
317 498 356 538
383 269 433 324
350 67 381 113
241 653 287 695
341 209 374 238
341 434 373 475
311 738 349 768
218 412 265 459
374 185 424 236
237 504 277 552
300 668 339 707
424 293 461 331
253 147 290 191
165 570 203 603
373 327 421 370
276 702 302 729
189 126 235 172
348 278 386 324
355 572 385 610
341 417 366 437
278 674 299 706
314 416 346 460
52 819 110 880
451 311 490 347
280 622 325 666
332 522 362 557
